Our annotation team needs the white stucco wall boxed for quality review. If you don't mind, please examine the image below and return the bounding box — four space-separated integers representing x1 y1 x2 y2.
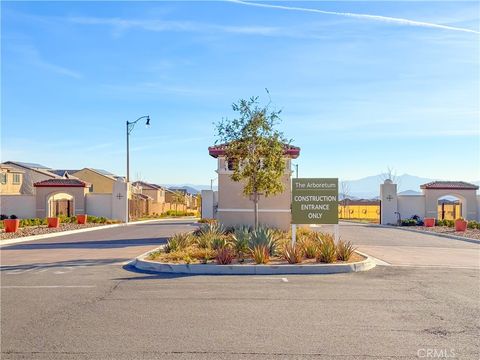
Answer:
380 180 398 225
397 195 426 219
0 195 36 219
201 190 214 219
477 195 480 221
423 189 477 221
85 193 112 218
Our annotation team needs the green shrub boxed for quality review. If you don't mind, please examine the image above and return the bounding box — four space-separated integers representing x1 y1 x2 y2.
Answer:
215 247 235 265
336 239 356 261
198 218 217 224
196 234 213 249
211 237 230 250
444 220 454 227
249 227 277 256
467 220 479 229
251 245 270 264
164 210 197 217
316 234 336 263
401 219 416 226
199 222 225 237
164 233 192 253
282 242 304 264
232 226 250 261
299 236 317 259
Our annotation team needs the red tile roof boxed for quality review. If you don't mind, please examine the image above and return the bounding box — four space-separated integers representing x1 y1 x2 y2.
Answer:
420 181 479 190
209 143 300 159
34 179 89 188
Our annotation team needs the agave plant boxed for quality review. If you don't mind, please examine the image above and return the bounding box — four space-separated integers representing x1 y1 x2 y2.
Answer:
251 245 270 264
200 222 226 237
249 227 277 256
211 236 231 250
164 232 192 253
232 226 251 262
282 242 304 264
336 239 356 261
196 233 213 249
316 235 336 263
215 247 235 265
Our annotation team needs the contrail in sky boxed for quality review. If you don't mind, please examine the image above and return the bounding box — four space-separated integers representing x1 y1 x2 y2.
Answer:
229 0 480 35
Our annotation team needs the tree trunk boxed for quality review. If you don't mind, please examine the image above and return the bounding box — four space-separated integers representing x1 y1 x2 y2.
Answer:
253 191 259 229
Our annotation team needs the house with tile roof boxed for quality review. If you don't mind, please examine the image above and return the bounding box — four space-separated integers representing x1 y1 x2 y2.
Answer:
2 161 58 195
71 168 123 194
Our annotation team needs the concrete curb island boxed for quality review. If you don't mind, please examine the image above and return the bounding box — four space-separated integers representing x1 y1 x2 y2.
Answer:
0 217 198 247
132 248 377 275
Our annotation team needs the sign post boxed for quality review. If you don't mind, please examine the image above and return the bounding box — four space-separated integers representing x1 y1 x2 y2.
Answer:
291 178 339 244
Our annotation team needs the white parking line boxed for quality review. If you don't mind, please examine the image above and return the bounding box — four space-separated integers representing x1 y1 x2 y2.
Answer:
355 250 391 266
1 285 96 289
4 268 38 275
252 277 289 282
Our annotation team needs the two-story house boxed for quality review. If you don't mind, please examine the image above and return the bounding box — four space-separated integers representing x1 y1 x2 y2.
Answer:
72 168 122 194
0 164 25 195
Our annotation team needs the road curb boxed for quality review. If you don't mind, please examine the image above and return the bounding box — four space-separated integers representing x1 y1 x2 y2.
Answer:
380 225 480 244
341 220 480 244
0 217 198 247
132 247 377 275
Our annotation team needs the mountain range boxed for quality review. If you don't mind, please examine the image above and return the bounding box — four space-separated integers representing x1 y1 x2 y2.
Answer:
166 175 479 199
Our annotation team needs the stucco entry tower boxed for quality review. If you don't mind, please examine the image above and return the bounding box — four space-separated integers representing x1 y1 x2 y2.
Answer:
208 143 300 230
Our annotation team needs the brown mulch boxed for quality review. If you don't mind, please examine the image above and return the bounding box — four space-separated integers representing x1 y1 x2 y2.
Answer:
150 251 365 265
0 223 106 240
415 226 480 240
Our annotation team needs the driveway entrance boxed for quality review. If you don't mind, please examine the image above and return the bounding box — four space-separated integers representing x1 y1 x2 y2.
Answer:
318 222 480 268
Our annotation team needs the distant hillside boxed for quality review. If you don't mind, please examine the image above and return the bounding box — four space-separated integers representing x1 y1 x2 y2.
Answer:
342 174 434 199
164 176 478 199
163 184 218 195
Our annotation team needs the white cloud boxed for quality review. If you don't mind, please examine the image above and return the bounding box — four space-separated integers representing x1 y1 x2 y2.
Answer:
14 45 82 79
68 16 280 36
229 0 480 35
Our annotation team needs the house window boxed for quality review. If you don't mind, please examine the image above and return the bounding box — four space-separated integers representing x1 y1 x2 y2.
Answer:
227 159 238 171
89 184 94 192
0 173 6 184
12 174 21 184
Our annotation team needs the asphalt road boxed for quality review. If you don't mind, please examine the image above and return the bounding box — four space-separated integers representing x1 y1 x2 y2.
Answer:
320 222 480 268
1 220 479 359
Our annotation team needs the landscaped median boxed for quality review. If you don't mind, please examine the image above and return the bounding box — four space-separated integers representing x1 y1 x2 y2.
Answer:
132 222 376 275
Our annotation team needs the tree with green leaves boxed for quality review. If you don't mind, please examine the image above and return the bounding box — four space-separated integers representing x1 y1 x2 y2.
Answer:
216 94 290 228
171 191 185 213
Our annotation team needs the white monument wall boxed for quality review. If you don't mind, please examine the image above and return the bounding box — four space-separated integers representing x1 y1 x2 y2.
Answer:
85 193 112 218
0 195 36 219
397 195 426 219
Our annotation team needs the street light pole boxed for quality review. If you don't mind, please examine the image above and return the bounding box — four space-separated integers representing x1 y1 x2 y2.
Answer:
126 115 150 222
126 115 150 183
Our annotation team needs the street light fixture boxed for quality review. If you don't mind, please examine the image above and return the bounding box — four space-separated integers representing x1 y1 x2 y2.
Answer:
126 115 150 183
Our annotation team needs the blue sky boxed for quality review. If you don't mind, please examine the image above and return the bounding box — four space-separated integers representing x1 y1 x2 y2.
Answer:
2 1 479 185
